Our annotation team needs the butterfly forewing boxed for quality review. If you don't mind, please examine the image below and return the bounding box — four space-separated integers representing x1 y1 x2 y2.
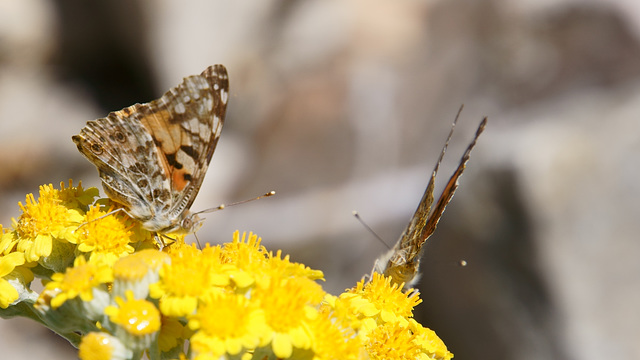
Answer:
72 65 229 234
375 114 487 289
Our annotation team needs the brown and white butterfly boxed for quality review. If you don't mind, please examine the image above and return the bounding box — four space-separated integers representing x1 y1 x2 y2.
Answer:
373 108 487 289
72 65 229 235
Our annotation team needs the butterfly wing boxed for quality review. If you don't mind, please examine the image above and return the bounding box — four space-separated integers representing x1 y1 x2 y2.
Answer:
73 110 168 222
421 117 487 241
72 65 229 232
376 111 487 288
132 65 229 225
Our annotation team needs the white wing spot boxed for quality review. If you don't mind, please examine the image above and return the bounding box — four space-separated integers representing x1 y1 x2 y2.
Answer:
174 102 186 114
214 83 219 91
188 117 200 128
206 97 214 111
221 90 228 105
183 95 191 103
199 121 212 138
213 116 222 134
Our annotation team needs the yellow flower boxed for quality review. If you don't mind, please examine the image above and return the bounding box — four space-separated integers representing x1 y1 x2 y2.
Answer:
78 332 131 360
14 184 85 262
0 186 456 360
341 272 422 330
57 180 99 210
409 319 453 360
0 229 18 256
221 231 268 264
362 319 453 360
0 251 27 308
254 275 326 358
150 243 223 317
364 322 423 360
188 291 270 358
221 231 324 290
266 249 325 282
44 256 113 309
105 290 161 352
158 315 185 352
307 311 362 360
219 231 268 289
73 205 135 265
112 249 169 299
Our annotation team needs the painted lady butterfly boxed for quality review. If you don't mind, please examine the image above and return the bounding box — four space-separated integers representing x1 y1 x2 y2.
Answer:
374 109 487 288
72 65 229 235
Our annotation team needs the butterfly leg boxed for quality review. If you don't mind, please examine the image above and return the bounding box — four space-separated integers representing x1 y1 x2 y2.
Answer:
76 207 129 230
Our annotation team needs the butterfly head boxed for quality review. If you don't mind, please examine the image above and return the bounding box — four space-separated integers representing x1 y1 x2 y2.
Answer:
177 212 205 234
374 246 421 289
151 211 204 235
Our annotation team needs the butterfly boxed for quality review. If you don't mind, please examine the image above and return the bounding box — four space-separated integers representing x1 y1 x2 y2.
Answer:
72 64 229 235
373 108 487 289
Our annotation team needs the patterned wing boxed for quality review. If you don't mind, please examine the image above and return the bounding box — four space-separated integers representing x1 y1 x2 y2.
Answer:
375 111 487 288
73 111 167 222
72 65 229 232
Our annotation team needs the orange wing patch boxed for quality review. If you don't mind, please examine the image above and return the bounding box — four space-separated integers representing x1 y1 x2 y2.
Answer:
139 110 182 154
138 109 199 192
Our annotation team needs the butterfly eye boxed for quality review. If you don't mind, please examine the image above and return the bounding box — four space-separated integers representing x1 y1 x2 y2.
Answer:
181 214 203 233
181 217 196 232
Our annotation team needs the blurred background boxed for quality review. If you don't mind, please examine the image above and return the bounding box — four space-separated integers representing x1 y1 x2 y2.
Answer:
1 0 640 359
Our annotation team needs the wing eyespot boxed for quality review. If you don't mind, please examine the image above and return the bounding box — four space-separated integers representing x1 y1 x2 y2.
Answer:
114 131 126 143
91 143 104 155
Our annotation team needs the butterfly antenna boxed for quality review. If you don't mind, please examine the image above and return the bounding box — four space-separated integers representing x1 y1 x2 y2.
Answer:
353 211 391 250
195 191 276 215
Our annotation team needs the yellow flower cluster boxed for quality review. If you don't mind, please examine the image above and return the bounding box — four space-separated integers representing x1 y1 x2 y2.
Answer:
0 182 453 360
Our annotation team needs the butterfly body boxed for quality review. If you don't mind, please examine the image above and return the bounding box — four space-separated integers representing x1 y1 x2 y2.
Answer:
72 65 229 234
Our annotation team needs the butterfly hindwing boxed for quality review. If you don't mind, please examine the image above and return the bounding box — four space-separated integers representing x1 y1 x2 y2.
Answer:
73 108 166 221
72 65 229 233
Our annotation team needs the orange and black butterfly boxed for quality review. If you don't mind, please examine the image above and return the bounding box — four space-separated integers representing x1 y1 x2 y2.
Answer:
373 108 487 289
